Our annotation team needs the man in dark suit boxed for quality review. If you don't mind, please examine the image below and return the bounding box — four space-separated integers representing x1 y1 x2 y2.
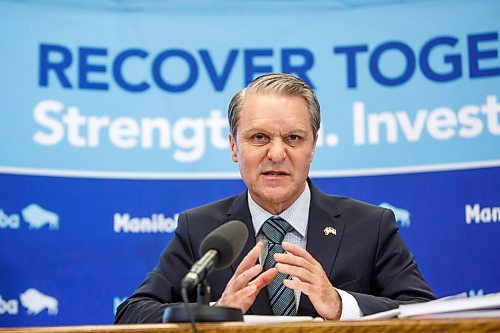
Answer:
115 73 435 323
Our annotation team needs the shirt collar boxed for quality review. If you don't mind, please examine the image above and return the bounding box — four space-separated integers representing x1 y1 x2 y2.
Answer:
248 182 310 238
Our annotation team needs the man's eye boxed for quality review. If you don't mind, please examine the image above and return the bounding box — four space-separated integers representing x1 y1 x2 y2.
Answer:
286 135 301 144
251 134 269 144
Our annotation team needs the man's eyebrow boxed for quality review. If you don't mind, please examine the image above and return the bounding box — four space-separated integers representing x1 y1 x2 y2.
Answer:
286 128 308 134
244 126 307 134
243 127 308 133
241 126 271 134
282 128 309 136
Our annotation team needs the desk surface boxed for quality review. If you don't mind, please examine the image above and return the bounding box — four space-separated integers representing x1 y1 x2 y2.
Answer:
1 318 500 333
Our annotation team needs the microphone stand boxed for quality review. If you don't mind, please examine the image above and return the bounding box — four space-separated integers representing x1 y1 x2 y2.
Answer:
196 280 211 305
162 279 243 323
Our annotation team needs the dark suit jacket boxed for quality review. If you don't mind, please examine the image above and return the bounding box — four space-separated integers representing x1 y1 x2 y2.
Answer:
115 180 435 323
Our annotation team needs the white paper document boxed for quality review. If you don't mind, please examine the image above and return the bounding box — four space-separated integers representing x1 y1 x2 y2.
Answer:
398 292 500 318
356 308 400 321
357 292 500 321
244 315 324 323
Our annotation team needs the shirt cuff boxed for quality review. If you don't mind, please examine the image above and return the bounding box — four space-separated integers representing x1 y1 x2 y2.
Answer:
336 288 363 320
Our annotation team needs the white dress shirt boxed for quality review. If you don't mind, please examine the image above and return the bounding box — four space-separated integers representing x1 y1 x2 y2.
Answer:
247 182 363 320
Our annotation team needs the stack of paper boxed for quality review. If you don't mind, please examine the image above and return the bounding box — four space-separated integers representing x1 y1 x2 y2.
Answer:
358 292 500 320
399 292 500 318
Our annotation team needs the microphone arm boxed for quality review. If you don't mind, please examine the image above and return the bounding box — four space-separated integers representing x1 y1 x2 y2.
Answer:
181 249 219 290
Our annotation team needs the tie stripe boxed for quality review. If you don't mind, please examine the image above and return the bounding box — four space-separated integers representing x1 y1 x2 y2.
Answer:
262 224 286 243
262 216 297 316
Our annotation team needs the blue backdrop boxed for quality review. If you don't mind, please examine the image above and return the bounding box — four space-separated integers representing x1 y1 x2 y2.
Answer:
0 0 499 326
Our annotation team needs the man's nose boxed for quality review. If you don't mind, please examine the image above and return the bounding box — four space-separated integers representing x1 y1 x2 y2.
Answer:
267 139 287 162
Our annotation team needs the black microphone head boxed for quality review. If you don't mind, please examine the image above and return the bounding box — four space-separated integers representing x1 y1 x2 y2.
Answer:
199 220 248 270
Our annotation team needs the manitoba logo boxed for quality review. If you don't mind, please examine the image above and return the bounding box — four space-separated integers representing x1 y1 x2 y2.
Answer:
0 295 18 315
22 204 59 230
114 213 178 233
0 204 59 230
379 202 411 227
0 209 20 229
465 203 500 224
0 288 58 316
20 288 58 315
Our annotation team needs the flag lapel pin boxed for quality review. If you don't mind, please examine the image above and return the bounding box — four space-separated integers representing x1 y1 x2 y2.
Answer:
323 226 337 236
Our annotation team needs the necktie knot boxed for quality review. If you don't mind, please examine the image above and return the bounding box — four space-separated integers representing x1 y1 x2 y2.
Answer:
261 216 293 244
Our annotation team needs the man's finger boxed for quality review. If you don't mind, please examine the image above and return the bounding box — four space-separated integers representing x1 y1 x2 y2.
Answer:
283 277 313 295
275 262 314 283
236 284 259 298
281 242 316 263
249 267 278 290
234 242 264 275
274 252 315 272
233 264 263 289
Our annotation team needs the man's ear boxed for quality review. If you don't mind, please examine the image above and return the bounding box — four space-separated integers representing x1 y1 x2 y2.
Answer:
229 134 238 163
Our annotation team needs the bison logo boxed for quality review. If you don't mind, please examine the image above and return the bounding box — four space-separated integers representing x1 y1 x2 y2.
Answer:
19 288 58 315
379 202 411 227
21 204 59 230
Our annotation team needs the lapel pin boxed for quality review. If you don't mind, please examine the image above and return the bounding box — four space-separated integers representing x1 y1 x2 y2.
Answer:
323 226 337 236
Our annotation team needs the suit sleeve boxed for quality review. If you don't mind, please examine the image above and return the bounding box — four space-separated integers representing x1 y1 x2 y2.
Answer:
114 212 196 324
349 208 436 315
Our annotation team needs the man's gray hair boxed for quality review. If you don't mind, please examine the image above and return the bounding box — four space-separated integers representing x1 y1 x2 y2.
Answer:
228 73 321 139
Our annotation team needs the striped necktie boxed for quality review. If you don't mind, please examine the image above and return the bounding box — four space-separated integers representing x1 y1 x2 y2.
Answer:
261 216 297 316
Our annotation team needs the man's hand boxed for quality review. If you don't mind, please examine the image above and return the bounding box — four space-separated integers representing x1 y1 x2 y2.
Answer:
274 242 342 320
215 241 278 313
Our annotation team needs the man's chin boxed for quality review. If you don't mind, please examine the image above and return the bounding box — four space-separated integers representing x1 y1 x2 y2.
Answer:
255 189 293 209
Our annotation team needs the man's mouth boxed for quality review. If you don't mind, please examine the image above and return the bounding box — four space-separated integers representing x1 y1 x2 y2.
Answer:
262 171 288 176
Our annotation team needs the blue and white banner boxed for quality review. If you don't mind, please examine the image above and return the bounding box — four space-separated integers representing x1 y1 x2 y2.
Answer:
0 0 498 326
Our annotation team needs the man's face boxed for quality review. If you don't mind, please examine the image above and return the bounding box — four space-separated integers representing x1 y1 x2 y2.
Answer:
229 93 317 214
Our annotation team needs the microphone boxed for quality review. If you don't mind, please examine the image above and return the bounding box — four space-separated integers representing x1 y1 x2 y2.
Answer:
181 220 248 290
164 220 248 323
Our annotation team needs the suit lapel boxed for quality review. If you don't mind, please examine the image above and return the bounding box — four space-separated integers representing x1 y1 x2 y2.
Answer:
226 191 272 315
298 180 345 316
227 191 255 272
